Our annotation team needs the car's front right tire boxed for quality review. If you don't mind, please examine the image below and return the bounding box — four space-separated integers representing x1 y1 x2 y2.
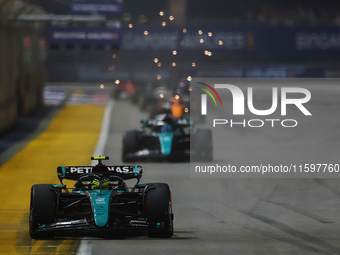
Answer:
29 184 56 238
122 130 139 162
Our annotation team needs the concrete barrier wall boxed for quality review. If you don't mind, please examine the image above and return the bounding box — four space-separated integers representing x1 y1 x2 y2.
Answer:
0 0 46 134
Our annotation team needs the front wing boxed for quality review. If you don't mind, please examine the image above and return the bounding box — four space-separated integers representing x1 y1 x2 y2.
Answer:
34 218 173 235
124 149 190 162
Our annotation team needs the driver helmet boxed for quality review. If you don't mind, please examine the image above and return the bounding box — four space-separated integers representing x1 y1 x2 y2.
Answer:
161 123 173 133
91 178 111 189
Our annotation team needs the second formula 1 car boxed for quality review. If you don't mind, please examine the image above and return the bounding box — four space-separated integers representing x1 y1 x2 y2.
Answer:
122 114 213 162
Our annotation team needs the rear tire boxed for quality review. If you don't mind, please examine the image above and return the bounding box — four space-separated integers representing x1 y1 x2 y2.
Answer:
195 129 213 162
146 183 173 238
29 184 56 238
122 130 139 162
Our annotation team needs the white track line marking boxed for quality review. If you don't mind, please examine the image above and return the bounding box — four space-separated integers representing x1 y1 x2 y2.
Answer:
93 99 115 158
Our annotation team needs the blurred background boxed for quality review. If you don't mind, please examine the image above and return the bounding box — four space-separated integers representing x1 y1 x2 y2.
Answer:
1 0 340 132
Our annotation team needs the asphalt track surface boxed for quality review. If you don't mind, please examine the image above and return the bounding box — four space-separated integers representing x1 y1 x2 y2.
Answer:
1 80 340 254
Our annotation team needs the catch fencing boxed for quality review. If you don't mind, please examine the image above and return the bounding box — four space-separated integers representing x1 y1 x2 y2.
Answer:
0 0 46 134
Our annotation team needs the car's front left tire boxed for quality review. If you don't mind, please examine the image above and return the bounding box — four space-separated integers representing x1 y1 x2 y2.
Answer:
195 129 213 162
146 183 173 238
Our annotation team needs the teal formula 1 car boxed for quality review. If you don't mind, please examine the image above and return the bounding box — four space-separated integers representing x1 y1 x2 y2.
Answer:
29 157 174 238
122 114 213 162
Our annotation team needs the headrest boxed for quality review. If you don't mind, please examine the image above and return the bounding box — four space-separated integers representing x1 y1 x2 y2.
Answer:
92 165 108 173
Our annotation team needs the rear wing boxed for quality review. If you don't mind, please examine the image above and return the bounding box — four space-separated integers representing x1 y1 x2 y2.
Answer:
57 165 143 182
177 118 192 126
142 118 192 127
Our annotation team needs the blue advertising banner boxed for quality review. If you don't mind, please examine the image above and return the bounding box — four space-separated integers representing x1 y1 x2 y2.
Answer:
70 2 124 15
49 27 122 45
